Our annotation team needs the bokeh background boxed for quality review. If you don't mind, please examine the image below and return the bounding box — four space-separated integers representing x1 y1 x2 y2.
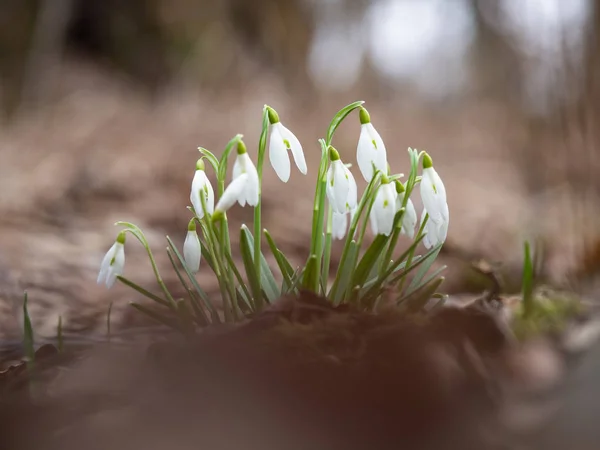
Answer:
1 0 600 338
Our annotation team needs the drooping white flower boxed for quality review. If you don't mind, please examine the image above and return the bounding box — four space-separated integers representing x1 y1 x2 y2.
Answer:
332 211 348 240
232 141 259 207
190 159 215 219
183 219 201 273
395 181 418 239
97 232 126 289
369 178 397 236
213 173 250 219
419 153 449 248
325 147 358 214
357 107 388 182
267 107 307 182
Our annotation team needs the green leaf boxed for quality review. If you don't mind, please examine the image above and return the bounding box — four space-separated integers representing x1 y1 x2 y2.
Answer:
198 147 220 173
264 229 296 293
241 225 280 303
166 248 210 327
325 100 365 145
22 291 35 365
352 233 391 289
130 302 179 329
405 243 444 295
330 240 360 305
117 275 171 308
165 236 221 324
240 226 263 308
522 240 534 319
301 254 319 292
399 276 445 313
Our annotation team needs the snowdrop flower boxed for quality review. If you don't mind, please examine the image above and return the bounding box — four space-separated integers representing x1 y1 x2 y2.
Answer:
325 146 357 214
97 231 126 289
190 159 214 220
395 181 417 239
420 153 449 248
369 176 397 236
232 141 259 207
332 207 358 241
357 107 388 182
212 173 250 221
267 106 307 182
183 219 201 273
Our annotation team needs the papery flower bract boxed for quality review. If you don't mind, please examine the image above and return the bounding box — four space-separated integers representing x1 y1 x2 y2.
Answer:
190 159 215 219
267 107 307 183
420 153 449 248
232 141 259 207
213 173 250 220
357 107 388 182
325 147 357 214
97 232 126 289
183 219 201 273
369 177 397 236
395 181 417 239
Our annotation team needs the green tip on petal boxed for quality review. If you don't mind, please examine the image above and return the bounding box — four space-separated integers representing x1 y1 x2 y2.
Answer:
187 218 197 231
395 180 405 193
328 146 340 162
196 158 205 171
422 153 433 169
116 231 126 245
237 140 247 155
267 106 280 124
211 210 225 223
359 107 371 125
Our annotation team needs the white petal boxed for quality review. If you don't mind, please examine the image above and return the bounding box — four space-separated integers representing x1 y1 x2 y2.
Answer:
216 174 249 212
326 161 349 214
183 230 202 272
232 155 243 181
190 170 214 218
357 123 387 182
372 183 396 236
97 242 116 285
105 243 125 288
332 211 348 240
397 194 417 239
344 165 358 210
280 123 307 175
269 124 291 182
369 207 379 236
420 167 447 223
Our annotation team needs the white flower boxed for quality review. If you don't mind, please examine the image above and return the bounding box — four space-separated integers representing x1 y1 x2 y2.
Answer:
332 211 348 240
420 153 449 248
357 107 388 182
369 180 397 236
232 145 259 207
395 182 418 239
183 221 201 273
325 148 358 214
97 233 126 289
190 160 214 219
214 173 249 215
268 110 307 182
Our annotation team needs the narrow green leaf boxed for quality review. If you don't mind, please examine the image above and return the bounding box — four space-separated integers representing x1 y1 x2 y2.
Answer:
22 291 35 366
165 236 221 324
217 134 243 187
331 240 360 305
241 225 280 303
352 234 391 289
399 277 445 313
117 275 171 308
405 243 444 295
240 226 262 308
130 302 179 329
325 100 365 145
522 240 534 319
302 254 319 292
264 229 296 292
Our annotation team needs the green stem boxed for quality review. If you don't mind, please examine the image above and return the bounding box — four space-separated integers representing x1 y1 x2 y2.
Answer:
397 214 429 296
321 206 333 294
253 107 269 309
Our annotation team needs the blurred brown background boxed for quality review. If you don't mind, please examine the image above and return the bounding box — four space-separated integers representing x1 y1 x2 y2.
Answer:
1 0 600 339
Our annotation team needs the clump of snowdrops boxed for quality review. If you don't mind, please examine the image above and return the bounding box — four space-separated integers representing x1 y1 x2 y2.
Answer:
97 101 450 333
